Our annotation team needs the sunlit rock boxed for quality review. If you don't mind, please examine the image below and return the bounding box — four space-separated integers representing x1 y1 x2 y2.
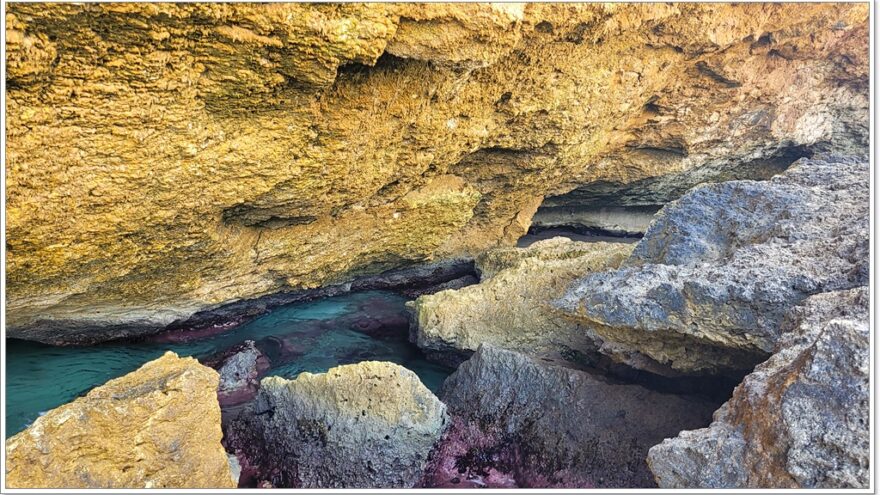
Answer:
5 352 235 489
226 361 448 488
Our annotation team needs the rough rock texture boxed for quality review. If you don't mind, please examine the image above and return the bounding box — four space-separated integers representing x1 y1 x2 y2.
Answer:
203 340 271 407
226 361 448 488
421 345 718 488
647 287 869 488
6 3 869 341
409 237 632 366
557 156 869 376
531 145 809 235
4 352 236 489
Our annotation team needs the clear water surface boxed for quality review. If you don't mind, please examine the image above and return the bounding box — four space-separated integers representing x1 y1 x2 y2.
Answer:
5 291 452 437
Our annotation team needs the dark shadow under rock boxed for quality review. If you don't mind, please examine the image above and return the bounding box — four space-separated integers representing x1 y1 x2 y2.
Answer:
647 287 869 489
420 345 720 488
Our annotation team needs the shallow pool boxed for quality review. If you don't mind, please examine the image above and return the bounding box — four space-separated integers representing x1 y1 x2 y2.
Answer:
5 291 452 437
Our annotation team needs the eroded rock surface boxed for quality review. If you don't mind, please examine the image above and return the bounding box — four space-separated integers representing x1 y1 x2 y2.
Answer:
557 156 869 376
421 345 718 488
225 361 448 488
5 352 235 489
6 3 869 342
647 287 869 488
202 340 270 407
409 237 632 366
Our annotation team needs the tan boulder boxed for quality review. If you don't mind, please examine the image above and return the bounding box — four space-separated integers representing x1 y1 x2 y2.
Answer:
5 352 236 489
409 237 633 365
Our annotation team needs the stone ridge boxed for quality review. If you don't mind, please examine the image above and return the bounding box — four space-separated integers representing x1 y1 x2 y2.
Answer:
409 237 632 366
424 344 718 488
225 360 448 488
260 361 442 426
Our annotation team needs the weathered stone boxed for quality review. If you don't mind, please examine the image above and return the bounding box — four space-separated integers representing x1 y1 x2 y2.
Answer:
4 352 235 489
557 156 869 375
421 345 718 488
203 340 270 407
647 287 869 488
409 238 632 366
6 4 868 342
226 361 448 488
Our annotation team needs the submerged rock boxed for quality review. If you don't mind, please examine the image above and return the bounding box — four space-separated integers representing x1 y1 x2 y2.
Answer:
226 361 448 488
557 156 869 376
647 287 869 488
6 3 868 343
422 345 718 488
203 340 271 407
409 238 632 366
5 352 235 489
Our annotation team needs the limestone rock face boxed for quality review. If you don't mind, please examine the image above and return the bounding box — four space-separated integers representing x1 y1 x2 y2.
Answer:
4 352 235 489
6 3 869 342
409 237 632 366
226 361 448 488
557 156 869 376
422 345 718 488
647 287 869 488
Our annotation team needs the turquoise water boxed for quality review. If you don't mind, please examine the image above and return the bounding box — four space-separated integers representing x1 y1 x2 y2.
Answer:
5 291 452 437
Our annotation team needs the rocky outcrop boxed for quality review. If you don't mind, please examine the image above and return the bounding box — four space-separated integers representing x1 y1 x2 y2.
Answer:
647 287 869 488
421 345 718 488
409 237 632 366
557 156 869 376
225 361 448 488
6 3 869 342
4 352 236 489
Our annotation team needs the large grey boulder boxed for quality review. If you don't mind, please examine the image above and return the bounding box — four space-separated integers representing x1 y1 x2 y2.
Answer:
556 156 868 375
421 345 718 488
225 361 448 488
647 287 869 488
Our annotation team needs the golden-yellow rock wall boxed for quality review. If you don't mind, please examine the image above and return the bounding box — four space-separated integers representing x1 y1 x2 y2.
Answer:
5 3 869 340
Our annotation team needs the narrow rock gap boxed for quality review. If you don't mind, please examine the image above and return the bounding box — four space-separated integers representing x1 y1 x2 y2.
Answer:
525 144 815 241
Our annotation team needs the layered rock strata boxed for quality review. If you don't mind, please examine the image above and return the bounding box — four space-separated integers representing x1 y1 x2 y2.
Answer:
409 237 632 366
225 361 448 488
531 145 811 235
557 156 869 376
421 345 718 488
7 3 869 341
4 352 236 489
647 287 869 488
